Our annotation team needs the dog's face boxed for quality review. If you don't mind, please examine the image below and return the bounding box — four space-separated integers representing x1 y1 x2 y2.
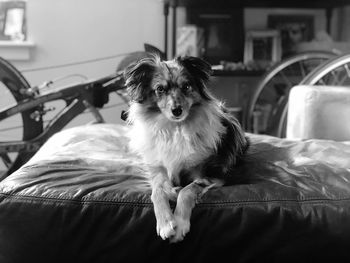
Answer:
124 55 212 122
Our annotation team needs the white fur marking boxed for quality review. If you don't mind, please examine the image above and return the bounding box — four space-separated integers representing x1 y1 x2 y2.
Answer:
127 101 226 183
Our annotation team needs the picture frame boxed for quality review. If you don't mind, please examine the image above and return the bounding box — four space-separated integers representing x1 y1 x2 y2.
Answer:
187 8 244 64
244 30 281 64
268 15 314 58
0 0 26 41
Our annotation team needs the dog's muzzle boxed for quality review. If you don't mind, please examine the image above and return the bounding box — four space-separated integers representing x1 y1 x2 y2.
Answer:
171 106 183 117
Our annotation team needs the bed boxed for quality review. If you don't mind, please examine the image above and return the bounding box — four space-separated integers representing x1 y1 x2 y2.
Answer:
0 123 350 263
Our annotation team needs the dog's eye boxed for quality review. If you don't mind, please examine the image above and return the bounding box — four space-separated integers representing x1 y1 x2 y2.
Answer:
156 86 165 93
182 85 191 92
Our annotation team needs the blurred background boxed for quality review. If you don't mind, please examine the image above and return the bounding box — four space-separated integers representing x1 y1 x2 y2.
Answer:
2 0 350 171
2 0 350 125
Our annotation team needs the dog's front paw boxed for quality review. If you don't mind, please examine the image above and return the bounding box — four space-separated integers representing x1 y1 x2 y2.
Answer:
157 219 177 240
170 215 190 243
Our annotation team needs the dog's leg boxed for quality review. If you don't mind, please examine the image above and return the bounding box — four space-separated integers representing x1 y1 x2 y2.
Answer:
150 166 178 240
170 177 223 243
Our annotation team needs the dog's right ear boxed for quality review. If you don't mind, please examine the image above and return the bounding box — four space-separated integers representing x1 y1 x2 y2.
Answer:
123 57 157 103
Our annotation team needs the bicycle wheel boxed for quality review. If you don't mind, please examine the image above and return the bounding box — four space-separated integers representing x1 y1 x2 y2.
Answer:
245 51 335 137
0 57 43 178
301 53 350 85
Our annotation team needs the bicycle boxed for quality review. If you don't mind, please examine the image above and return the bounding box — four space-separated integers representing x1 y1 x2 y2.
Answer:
0 44 164 179
0 56 131 179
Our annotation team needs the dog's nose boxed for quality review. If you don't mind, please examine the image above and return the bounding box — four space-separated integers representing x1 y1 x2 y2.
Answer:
171 106 183 117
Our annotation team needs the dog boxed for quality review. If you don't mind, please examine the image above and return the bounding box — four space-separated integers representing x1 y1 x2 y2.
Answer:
124 54 248 243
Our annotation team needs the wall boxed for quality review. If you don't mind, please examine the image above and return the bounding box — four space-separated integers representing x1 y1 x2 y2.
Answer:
17 0 164 79
9 0 165 125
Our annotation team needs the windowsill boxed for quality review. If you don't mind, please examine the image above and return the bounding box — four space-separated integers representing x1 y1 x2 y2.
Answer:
0 41 35 61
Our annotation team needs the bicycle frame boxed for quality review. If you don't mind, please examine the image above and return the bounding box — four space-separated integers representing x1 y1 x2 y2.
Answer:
0 73 125 154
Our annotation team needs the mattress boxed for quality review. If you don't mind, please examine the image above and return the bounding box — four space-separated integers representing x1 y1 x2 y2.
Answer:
0 123 350 263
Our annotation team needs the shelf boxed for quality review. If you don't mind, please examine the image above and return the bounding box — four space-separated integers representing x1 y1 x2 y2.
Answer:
165 0 350 8
213 69 265 77
0 41 35 61
163 0 349 58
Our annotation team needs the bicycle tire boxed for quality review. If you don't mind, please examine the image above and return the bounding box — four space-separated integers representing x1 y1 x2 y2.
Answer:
0 57 43 178
245 51 335 136
300 53 350 85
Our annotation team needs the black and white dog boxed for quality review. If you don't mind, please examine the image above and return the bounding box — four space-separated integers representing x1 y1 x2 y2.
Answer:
124 55 248 242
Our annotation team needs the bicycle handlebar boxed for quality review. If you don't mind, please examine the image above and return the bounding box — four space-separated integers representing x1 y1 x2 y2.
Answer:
59 70 127 108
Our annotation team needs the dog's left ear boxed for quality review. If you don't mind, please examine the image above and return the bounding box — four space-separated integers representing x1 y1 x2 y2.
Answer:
176 56 213 83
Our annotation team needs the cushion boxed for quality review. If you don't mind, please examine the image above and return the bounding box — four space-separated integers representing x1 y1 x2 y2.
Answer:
287 85 350 140
0 123 350 263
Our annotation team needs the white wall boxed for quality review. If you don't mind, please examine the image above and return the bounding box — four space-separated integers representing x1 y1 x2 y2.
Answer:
16 0 164 80
6 0 165 125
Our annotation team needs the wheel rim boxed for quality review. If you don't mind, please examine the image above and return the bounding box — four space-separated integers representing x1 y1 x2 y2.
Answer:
0 84 22 172
0 57 43 178
301 53 350 86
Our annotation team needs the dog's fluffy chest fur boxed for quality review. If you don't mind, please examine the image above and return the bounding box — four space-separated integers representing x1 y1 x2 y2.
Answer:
127 103 226 183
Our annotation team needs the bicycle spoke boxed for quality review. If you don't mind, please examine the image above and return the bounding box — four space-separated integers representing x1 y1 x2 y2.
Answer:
298 61 307 78
317 78 327 86
277 70 294 88
337 69 348 86
344 63 350 78
324 72 333 85
1 153 12 168
330 69 341 85
340 63 350 85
